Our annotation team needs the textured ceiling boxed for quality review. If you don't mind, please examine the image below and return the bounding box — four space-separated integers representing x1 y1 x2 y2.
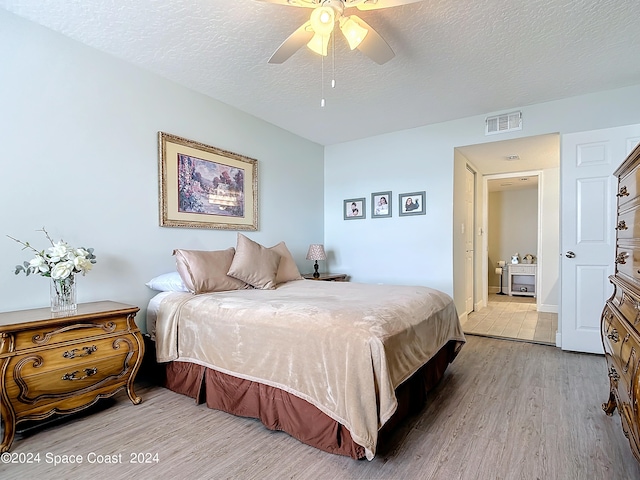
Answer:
2 0 640 146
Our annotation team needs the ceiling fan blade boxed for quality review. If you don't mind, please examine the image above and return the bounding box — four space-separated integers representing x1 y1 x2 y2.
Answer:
268 21 314 64
350 16 395 64
256 0 318 8
354 0 424 11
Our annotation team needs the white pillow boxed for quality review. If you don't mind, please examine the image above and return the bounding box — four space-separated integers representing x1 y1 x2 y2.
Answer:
145 272 189 292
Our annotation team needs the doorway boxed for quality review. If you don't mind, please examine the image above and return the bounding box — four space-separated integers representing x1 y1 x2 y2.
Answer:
453 133 560 344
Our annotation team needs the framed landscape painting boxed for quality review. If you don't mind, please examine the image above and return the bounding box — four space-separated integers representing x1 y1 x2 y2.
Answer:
158 132 258 230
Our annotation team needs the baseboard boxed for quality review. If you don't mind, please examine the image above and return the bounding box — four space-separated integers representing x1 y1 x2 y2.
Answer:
537 304 558 314
488 286 501 293
459 311 468 325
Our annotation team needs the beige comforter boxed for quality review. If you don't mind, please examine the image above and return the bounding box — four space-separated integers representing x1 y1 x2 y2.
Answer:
153 280 465 459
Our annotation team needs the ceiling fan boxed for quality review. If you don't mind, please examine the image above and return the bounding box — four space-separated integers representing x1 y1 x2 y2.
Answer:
259 0 424 65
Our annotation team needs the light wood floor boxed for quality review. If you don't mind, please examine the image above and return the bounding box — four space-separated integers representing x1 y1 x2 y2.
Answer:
462 294 558 345
2 335 639 480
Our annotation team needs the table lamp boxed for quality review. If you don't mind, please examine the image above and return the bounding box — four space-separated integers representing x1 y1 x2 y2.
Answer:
306 244 326 278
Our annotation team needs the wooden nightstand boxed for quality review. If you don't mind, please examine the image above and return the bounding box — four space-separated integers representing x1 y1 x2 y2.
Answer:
303 273 348 282
0 301 144 452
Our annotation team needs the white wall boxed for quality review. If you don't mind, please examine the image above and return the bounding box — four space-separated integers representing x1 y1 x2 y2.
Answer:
488 188 539 288
325 84 640 316
0 10 324 326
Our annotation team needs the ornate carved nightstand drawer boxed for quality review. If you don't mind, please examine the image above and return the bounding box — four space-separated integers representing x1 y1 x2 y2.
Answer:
4 335 135 375
6 349 138 415
13 315 132 351
0 301 144 453
4 335 139 410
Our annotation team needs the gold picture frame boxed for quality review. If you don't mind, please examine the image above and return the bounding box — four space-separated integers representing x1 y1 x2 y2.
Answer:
158 132 258 230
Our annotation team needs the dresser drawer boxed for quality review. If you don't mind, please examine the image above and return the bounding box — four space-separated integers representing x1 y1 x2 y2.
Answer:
12 315 134 351
602 305 620 356
616 206 640 240
4 335 138 379
615 245 640 287
6 344 139 414
508 264 536 274
618 166 640 209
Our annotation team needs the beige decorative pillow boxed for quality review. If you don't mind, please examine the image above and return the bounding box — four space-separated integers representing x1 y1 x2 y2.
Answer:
227 234 281 290
173 248 247 294
270 242 303 284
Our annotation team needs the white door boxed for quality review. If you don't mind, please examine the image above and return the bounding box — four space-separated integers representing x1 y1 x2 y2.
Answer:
561 125 640 353
465 166 475 314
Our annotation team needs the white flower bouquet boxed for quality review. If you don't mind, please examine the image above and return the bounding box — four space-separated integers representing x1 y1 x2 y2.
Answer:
8 228 96 279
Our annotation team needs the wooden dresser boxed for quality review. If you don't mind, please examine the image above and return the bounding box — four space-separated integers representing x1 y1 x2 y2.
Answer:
0 301 144 452
602 141 640 462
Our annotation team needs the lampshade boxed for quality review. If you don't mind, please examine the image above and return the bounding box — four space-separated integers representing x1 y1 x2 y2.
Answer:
307 6 335 56
495 267 503 275
340 16 368 50
306 244 327 261
310 7 335 36
307 32 330 56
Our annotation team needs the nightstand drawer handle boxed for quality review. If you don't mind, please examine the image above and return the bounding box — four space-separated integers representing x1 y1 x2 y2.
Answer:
617 220 628 231
63 345 97 359
62 367 98 381
608 329 619 343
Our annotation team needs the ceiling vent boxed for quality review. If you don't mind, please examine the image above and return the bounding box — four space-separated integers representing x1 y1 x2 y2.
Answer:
485 111 522 135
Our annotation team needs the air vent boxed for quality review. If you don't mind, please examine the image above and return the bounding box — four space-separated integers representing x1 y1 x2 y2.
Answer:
485 111 522 135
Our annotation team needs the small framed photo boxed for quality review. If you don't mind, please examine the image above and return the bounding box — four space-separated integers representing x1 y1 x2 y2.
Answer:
399 191 426 216
344 198 366 220
371 191 392 218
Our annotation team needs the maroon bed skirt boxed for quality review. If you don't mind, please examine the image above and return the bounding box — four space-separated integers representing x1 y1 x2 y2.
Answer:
162 340 461 459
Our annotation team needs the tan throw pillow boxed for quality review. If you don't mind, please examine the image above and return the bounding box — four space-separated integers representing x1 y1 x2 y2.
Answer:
173 248 247 294
270 242 303 284
227 234 281 289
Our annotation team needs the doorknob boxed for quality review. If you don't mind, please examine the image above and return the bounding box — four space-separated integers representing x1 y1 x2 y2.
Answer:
566 251 576 258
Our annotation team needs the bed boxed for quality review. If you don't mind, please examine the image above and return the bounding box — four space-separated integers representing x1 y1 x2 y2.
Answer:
147 273 464 460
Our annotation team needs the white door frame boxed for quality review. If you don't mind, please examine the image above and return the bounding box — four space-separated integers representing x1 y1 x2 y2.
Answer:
481 170 543 311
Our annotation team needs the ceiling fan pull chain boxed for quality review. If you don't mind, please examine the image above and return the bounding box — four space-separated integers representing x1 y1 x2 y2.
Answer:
332 31 336 89
321 51 325 107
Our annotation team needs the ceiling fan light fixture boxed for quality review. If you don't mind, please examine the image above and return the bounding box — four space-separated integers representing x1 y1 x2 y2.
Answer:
307 32 330 56
310 6 335 36
340 16 368 50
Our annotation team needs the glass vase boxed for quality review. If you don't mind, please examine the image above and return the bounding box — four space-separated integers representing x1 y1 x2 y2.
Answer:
50 275 77 314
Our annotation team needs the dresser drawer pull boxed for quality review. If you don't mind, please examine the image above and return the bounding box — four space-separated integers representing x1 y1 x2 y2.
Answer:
62 367 98 381
62 345 97 359
615 252 629 265
607 329 620 343
608 367 620 382
618 186 629 197
617 220 628 231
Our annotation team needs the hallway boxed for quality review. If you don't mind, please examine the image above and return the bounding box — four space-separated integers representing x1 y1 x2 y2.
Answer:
461 293 557 345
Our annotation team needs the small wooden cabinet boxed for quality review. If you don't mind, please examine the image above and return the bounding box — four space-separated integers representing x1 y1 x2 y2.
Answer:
302 273 348 282
601 141 640 462
0 301 144 452
507 264 537 297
